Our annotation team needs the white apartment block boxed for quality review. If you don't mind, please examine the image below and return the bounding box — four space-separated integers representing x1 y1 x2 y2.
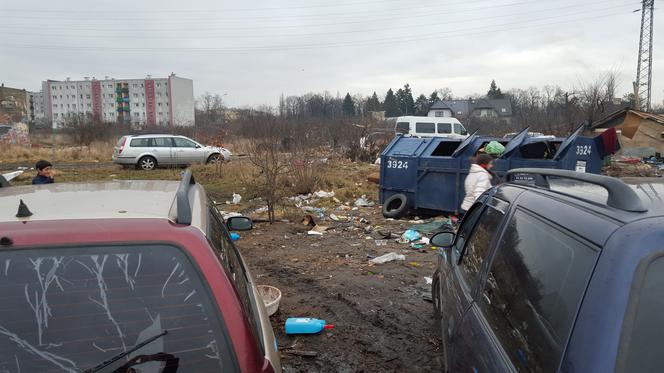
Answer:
41 73 194 128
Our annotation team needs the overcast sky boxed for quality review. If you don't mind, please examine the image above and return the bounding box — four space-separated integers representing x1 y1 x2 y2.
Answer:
1 0 662 108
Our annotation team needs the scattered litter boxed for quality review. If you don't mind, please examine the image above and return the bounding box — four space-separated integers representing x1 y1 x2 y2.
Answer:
230 232 240 241
310 225 330 233
232 193 242 204
257 285 281 316
409 218 453 233
424 277 433 285
354 195 375 207
330 213 340 221
285 317 334 335
301 206 326 219
370 252 406 264
401 229 422 243
1 170 23 182
408 219 425 224
367 172 380 184
302 214 317 227
375 239 388 246
307 230 323 236
282 349 318 357
253 206 268 214
220 211 243 220
410 244 425 249
314 190 335 198
409 262 420 267
377 230 393 239
333 197 341 203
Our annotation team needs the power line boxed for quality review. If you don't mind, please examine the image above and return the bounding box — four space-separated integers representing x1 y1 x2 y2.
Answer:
0 2 634 40
0 8 630 54
0 0 635 32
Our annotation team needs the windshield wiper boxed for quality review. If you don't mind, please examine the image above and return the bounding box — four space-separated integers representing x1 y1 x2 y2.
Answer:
83 330 168 373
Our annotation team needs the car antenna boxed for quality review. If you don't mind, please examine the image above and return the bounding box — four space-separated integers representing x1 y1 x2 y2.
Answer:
16 199 33 218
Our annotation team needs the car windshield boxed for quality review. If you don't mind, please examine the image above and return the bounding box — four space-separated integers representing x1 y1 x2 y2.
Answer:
0 244 236 372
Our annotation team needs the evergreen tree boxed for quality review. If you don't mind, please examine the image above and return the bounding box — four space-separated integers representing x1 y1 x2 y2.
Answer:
428 91 440 107
342 93 355 117
365 91 382 112
396 83 415 115
415 94 430 116
487 80 504 99
383 89 400 117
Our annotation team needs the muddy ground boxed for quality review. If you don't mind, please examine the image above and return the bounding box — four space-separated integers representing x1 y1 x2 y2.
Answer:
236 205 445 373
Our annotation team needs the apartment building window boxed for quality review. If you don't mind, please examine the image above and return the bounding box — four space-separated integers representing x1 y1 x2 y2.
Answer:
142 93 144 97
60 104 63 108
166 102 168 106
157 93 161 97
59 86 62 90
158 103 162 107
86 94 91 99
67 104 70 108
52 95 57 99
80 94 83 99
51 86 56 91
135 103 139 107
87 103 91 108
60 95 63 99
141 83 144 87
72 104 76 109
142 103 145 107
134 112 139 117
53 104 57 108
165 93 168 97
133 93 138 98
156 83 160 87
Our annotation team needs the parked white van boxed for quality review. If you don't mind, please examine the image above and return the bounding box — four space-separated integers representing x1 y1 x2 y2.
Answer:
394 116 468 138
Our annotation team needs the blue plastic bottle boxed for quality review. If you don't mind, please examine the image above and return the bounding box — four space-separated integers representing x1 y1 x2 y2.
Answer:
285 318 334 334
230 232 240 241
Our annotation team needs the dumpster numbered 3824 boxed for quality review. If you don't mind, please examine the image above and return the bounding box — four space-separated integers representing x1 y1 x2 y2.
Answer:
379 126 612 217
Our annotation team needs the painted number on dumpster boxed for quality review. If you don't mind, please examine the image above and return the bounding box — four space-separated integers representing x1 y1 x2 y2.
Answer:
576 145 592 156
387 160 409 169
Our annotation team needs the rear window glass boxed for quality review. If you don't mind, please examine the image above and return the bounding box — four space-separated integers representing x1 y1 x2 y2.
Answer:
437 123 452 134
0 245 236 372
480 210 597 372
395 122 409 134
152 137 172 147
130 138 150 147
415 122 435 133
454 123 467 135
620 256 664 372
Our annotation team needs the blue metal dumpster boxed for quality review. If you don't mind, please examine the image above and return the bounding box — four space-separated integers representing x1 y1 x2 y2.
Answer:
379 126 604 216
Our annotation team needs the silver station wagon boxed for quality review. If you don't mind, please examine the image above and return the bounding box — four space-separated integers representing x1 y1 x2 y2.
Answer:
112 134 232 170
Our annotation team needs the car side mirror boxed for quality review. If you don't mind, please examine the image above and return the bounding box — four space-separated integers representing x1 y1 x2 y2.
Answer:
195 144 201 148
431 231 455 247
227 216 253 231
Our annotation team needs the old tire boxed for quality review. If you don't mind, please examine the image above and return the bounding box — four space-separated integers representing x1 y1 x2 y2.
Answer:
382 193 409 218
207 153 222 164
138 156 157 171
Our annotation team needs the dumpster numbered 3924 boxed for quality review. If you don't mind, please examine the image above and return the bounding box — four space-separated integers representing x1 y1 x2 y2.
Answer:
379 126 612 218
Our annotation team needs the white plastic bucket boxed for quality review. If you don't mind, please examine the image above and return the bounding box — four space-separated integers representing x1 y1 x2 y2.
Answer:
257 285 281 316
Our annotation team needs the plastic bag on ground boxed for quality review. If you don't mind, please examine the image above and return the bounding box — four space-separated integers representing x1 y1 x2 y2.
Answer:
370 252 406 264
401 229 422 243
314 190 335 198
232 193 242 204
354 195 375 207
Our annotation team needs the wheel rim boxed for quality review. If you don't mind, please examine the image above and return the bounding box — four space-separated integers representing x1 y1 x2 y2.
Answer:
209 154 221 164
141 158 154 170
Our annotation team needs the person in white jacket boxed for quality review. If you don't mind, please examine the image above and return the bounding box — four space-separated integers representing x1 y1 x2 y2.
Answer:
460 154 494 213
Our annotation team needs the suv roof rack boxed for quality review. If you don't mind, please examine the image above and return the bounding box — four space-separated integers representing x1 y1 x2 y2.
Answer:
175 170 196 225
506 168 647 213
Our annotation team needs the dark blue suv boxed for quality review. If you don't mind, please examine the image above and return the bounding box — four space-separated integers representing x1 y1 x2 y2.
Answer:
431 168 664 372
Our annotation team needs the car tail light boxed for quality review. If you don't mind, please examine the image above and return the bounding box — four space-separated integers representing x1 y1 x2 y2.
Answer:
118 137 127 154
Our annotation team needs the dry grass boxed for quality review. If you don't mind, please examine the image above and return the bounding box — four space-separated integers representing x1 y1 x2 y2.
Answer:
0 140 116 164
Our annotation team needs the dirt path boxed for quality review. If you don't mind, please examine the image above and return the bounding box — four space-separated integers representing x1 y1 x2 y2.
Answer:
238 206 444 372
